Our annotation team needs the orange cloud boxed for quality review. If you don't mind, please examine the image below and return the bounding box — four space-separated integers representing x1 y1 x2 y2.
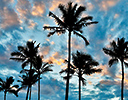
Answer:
39 46 50 56
99 0 119 11
32 1 45 17
0 7 20 29
27 20 37 29
114 14 119 19
16 0 31 19
86 2 94 11
43 52 65 65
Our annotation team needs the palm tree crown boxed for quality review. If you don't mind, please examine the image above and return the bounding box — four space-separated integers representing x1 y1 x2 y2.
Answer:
103 38 128 67
44 2 98 45
10 41 40 69
0 76 19 100
103 37 128 100
72 51 101 75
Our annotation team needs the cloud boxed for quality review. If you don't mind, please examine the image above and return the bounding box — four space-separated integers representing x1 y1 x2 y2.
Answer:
98 0 120 11
43 52 65 65
32 1 45 17
16 0 32 19
0 68 19 76
0 8 20 30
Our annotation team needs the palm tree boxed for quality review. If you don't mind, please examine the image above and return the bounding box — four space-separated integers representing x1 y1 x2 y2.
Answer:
10 41 40 70
72 51 101 100
103 38 128 100
0 76 19 100
60 51 101 100
43 2 98 99
33 55 53 100
18 69 40 100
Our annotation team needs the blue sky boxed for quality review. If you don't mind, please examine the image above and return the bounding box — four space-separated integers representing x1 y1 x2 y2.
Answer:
0 0 128 99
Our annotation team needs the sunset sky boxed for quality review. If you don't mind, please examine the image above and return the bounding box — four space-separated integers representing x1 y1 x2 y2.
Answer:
0 0 128 100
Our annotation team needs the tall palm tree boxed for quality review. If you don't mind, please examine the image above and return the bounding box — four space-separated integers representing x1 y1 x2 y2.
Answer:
10 41 40 70
72 51 101 100
0 76 19 100
43 2 98 100
33 55 53 100
18 69 40 100
60 51 101 100
103 38 128 100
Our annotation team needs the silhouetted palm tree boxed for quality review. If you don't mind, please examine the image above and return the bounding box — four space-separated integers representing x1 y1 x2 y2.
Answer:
10 41 40 70
72 51 101 100
0 76 19 100
18 69 40 100
60 51 101 100
103 38 128 100
43 2 98 100
33 55 53 100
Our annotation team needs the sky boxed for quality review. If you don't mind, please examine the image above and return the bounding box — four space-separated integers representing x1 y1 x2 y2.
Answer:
0 0 128 100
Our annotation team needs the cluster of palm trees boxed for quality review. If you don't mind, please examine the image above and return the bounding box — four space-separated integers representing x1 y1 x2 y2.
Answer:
0 41 53 100
0 1 128 100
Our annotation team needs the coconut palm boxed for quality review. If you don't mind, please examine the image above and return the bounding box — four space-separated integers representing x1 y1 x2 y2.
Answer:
33 55 53 100
10 41 40 70
60 51 101 100
72 51 101 100
103 38 128 100
43 2 98 99
0 76 19 100
18 69 39 100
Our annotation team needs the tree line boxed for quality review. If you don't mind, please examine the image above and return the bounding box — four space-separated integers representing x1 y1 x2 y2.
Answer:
0 1 128 100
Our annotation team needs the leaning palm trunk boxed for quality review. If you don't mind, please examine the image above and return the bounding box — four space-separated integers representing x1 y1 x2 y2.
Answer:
4 91 6 100
26 87 29 100
79 69 81 100
121 61 124 100
65 30 71 100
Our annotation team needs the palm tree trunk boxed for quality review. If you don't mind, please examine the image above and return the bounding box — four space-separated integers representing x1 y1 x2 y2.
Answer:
4 91 6 100
26 86 29 100
65 30 71 100
29 86 32 100
79 69 81 100
121 61 124 100
38 73 40 100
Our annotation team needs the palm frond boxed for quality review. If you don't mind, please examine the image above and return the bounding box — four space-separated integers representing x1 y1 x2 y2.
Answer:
12 85 19 88
18 46 24 52
75 6 86 18
43 26 61 30
76 16 93 25
0 78 4 83
73 31 89 45
81 77 86 86
103 48 116 57
124 61 128 68
8 89 18 97
85 21 98 26
58 4 67 18
49 11 66 27
22 60 30 69
10 58 25 62
63 75 72 80
72 3 77 13
108 58 118 67
11 52 25 58
59 69 66 74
